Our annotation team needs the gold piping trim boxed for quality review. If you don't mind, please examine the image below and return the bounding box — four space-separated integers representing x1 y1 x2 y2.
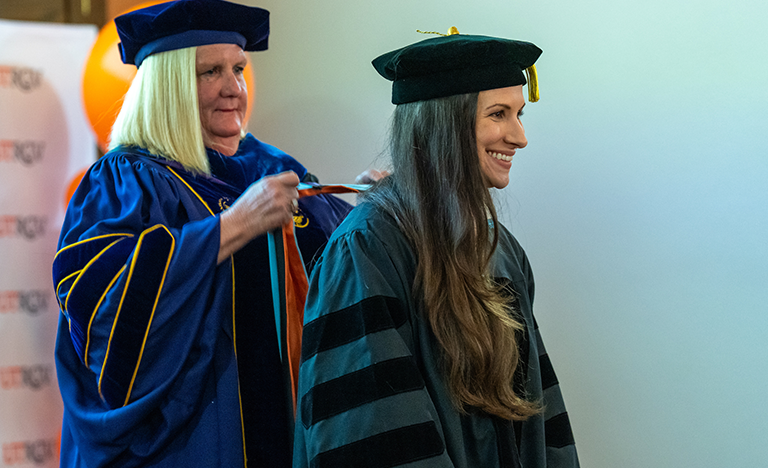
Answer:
232 259 247 466
63 238 127 315
56 270 82 312
53 232 134 263
167 167 216 217
168 164 246 463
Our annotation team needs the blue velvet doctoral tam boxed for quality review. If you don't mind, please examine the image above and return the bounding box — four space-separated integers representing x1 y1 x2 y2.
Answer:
53 134 352 467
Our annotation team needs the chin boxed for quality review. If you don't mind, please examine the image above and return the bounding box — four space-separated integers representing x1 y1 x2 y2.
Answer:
486 177 509 190
211 127 243 140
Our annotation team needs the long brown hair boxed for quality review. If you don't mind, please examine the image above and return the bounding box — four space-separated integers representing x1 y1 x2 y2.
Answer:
365 92 538 420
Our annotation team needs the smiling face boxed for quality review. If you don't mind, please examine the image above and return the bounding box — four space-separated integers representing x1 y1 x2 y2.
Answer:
475 85 528 189
196 43 249 155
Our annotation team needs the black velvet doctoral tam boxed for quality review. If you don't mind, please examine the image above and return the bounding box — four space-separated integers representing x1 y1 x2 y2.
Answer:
373 33 542 104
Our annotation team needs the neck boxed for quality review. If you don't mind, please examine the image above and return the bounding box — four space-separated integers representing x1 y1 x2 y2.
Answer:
205 135 241 156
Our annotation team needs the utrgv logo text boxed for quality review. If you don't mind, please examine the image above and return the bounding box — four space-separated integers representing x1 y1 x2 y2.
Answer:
0 65 43 92
0 216 47 240
0 140 45 166
0 365 53 391
0 290 50 315
2 439 58 466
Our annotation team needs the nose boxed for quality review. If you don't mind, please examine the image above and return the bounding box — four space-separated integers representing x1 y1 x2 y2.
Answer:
221 70 244 98
504 118 528 149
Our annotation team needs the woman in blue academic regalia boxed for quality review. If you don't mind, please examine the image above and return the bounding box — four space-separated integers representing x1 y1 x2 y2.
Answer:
51 1 352 466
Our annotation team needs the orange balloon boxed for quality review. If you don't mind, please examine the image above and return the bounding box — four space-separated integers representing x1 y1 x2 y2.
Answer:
82 1 256 152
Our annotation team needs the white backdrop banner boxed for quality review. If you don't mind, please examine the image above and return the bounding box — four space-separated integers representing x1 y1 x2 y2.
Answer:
0 19 96 468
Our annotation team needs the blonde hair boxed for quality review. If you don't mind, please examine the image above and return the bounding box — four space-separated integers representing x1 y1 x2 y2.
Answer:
109 47 210 174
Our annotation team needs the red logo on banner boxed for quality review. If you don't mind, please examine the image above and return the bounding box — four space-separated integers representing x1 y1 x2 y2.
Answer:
0 365 52 390
0 215 47 240
0 65 12 87
0 290 50 315
2 439 58 465
0 65 42 92
0 140 45 166
0 216 15 237
0 291 18 313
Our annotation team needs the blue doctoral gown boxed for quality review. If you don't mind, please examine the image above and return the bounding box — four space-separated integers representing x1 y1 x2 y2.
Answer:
53 134 351 467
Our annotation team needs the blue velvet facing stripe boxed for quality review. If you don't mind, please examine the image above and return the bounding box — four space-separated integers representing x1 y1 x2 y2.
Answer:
98 225 175 408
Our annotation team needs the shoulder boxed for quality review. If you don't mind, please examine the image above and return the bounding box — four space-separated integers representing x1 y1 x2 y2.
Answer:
59 148 190 245
328 202 410 253
495 222 527 261
304 203 416 323
74 147 193 210
491 221 534 287
92 146 182 186
307 202 416 308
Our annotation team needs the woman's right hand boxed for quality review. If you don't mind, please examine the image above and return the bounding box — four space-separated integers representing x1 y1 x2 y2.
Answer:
218 171 300 263
355 168 389 184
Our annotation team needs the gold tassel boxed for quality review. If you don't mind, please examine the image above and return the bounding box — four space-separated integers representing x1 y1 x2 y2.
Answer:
416 26 460 36
525 64 539 102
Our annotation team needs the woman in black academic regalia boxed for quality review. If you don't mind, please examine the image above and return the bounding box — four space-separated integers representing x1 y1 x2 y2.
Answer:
294 29 580 468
